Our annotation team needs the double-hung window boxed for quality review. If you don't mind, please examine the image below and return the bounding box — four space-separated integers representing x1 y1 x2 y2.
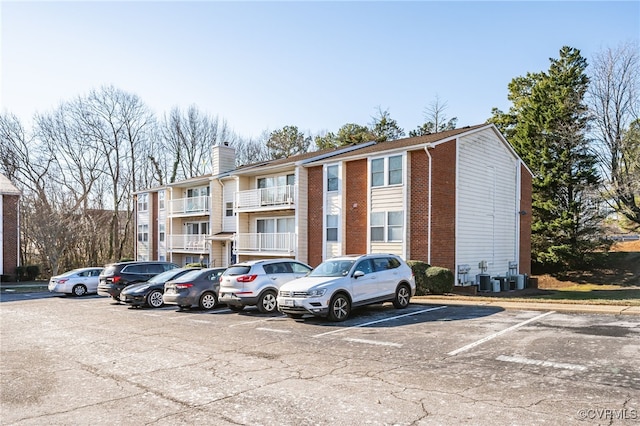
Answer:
370 211 404 242
326 214 339 241
371 155 403 187
137 224 149 242
327 165 339 192
137 194 148 212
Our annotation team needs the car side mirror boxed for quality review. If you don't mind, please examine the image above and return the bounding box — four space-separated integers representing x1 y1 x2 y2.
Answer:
353 270 365 279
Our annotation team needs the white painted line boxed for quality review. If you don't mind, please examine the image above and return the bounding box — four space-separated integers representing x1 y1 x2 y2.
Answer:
143 313 163 317
256 327 291 334
496 355 587 371
447 311 555 356
343 338 402 348
313 306 448 338
190 319 211 324
229 318 269 327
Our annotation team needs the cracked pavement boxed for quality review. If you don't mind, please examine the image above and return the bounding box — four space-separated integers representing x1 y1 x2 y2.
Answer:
1 293 638 425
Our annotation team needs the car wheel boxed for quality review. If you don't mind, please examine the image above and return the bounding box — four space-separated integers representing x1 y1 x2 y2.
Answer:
257 290 277 313
72 284 87 297
199 292 218 310
227 305 244 312
393 284 411 309
146 290 164 308
327 293 350 322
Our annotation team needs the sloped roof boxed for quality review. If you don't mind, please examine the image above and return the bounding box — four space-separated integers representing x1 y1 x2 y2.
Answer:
0 174 20 195
233 124 489 173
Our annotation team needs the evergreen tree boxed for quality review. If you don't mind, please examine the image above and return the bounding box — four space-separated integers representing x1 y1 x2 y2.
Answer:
490 46 602 269
266 125 311 159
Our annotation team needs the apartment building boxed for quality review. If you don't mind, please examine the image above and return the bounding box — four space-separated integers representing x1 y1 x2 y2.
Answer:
135 124 533 281
0 173 21 281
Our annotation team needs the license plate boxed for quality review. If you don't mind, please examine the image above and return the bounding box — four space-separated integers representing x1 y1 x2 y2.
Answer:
282 299 295 307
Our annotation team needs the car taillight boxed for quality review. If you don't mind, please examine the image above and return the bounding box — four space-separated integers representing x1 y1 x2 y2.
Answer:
176 283 193 289
58 279 68 284
236 274 258 283
112 276 121 283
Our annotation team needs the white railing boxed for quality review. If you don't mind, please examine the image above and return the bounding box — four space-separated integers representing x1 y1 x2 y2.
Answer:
234 233 296 254
235 185 296 211
169 234 207 251
169 196 210 215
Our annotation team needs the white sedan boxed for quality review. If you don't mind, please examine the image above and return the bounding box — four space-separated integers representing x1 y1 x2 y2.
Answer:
48 267 104 296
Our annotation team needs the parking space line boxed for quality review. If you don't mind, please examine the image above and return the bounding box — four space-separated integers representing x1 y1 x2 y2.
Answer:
256 327 291 334
229 318 271 327
496 355 587 371
343 338 402 348
189 319 212 324
447 311 555 356
312 306 448 338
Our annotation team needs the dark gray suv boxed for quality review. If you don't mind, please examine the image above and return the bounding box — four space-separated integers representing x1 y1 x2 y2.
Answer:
97 261 179 301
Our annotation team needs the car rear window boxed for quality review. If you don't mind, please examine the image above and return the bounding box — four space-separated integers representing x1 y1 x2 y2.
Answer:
102 265 117 275
224 266 252 276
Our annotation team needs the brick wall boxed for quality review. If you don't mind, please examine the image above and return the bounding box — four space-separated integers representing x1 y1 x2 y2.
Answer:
519 163 532 275
2 194 20 277
430 142 456 270
409 150 429 262
307 166 324 267
345 159 368 255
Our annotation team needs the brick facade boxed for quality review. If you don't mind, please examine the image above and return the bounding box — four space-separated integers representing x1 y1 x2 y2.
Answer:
519 163 532 275
307 166 324 267
429 142 456 270
2 194 20 277
345 159 368 255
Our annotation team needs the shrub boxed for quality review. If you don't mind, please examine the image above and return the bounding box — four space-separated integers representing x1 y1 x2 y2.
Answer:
15 265 40 281
185 263 204 268
425 266 454 295
407 260 430 296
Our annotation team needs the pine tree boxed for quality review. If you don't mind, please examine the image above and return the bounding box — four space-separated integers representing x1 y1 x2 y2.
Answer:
490 46 602 269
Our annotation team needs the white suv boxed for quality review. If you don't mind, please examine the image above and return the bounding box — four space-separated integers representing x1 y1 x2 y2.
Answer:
277 254 415 321
219 259 312 313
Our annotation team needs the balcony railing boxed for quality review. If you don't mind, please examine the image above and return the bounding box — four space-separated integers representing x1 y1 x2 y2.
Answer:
168 234 207 252
235 185 296 211
234 233 296 254
169 196 210 215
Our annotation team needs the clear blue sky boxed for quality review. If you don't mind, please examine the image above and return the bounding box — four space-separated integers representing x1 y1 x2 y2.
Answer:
2 1 639 140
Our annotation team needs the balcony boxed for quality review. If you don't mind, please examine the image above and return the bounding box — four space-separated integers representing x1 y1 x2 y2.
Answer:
234 233 296 255
169 196 210 216
168 234 208 252
235 185 296 212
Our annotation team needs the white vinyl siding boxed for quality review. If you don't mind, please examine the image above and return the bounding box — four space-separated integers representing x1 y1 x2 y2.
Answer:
457 129 519 277
324 164 342 260
223 181 236 232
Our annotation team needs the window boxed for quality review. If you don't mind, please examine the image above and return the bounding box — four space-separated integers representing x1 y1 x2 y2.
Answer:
185 222 208 235
137 224 148 242
158 191 165 210
226 202 234 217
137 194 148 212
370 211 404 242
388 155 403 185
326 214 338 241
370 212 385 242
388 211 403 241
371 159 384 187
159 224 165 242
371 155 403 187
327 165 339 191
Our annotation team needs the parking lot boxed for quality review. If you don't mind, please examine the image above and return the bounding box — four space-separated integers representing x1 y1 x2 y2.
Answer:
1 293 639 425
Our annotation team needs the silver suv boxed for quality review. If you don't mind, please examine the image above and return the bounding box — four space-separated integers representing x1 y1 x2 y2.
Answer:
219 259 312 313
277 254 415 321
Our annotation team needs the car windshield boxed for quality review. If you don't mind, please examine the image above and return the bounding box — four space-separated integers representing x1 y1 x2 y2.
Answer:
309 260 355 277
148 268 187 284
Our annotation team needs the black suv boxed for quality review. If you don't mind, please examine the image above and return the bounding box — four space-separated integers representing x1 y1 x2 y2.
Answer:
97 261 179 300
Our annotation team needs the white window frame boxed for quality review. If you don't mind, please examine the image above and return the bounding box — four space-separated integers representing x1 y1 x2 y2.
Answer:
137 224 149 242
370 211 404 243
370 155 404 187
326 165 339 192
326 214 339 242
137 193 149 212
158 190 165 210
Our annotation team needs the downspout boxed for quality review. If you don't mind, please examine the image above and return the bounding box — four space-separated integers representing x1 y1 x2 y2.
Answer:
423 145 433 265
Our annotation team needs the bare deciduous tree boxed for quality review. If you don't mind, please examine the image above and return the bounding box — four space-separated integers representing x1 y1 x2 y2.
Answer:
588 42 640 230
